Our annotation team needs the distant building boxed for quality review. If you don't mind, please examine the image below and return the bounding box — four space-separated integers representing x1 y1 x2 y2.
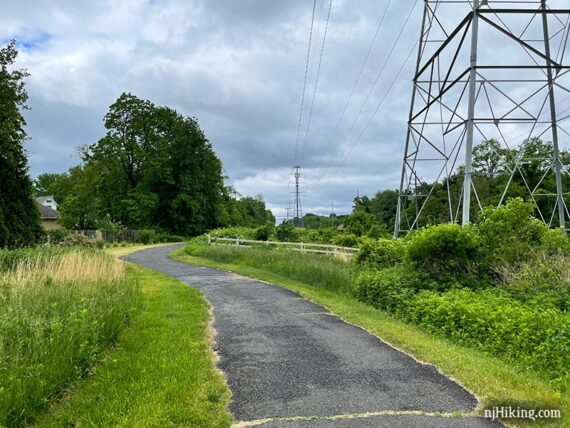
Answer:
35 197 61 230
36 196 58 211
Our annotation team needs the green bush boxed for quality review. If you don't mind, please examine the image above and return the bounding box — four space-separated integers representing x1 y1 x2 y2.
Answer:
209 227 256 240
254 225 274 241
405 289 570 389
356 237 406 268
276 222 297 242
477 197 548 264
43 228 69 244
60 233 98 248
494 250 570 311
331 233 359 248
405 223 485 284
139 229 156 245
353 267 432 313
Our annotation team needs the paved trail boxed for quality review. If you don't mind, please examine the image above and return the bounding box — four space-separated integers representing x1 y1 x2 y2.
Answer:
126 245 502 428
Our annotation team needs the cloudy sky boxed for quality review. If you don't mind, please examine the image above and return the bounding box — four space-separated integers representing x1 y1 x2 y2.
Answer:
3 0 567 220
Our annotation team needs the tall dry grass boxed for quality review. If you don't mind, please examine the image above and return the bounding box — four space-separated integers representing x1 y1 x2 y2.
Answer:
0 248 139 427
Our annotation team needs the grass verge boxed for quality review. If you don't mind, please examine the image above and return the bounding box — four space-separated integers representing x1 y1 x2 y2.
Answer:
171 246 568 428
34 261 232 427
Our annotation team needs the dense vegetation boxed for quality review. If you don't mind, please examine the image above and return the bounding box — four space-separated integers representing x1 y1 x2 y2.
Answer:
187 198 570 393
0 41 43 248
35 264 232 427
0 248 138 426
33 94 275 236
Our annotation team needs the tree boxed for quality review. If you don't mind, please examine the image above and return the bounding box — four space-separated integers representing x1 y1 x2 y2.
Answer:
0 40 42 247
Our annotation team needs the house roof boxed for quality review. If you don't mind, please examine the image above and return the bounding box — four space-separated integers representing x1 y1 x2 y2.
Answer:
35 201 60 219
36 196 55 205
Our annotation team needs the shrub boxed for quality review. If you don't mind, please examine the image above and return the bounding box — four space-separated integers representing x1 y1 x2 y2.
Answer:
353 266 433 313
139 229 153 245
44 228 69 244
276 222 297 242
356 237 406 268
405 223 485 281
477 197 547 264
254 225 274 241
494 250 570 311
60 233 97 248
331 233 359 248
405 289 570 388
209 227 256 240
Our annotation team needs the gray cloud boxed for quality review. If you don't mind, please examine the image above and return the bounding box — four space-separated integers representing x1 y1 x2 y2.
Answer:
3 0 562 221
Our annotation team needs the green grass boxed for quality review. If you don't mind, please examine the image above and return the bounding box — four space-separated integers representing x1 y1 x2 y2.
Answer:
186 240 354 294
34 263 232 427
172 246 569 428
0 249 138 427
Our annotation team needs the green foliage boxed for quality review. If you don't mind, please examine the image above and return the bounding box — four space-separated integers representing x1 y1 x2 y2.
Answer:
0 249 139 426
60 233 98 248
34 265 232 427
405 289 570 389
477 197 547 264
44 228 69 244
276 221 297 242
406 223 484 281
355 237 406 268
0 40 43 248
139 229 156 245
209 227 257 240
331 233 359 248
254 225 274 241
344 210 375 237
186 240 354 295
353 267 570 389
353 267 432 313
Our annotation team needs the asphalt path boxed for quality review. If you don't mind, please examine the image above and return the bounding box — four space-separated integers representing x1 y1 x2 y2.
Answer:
125 245 502 428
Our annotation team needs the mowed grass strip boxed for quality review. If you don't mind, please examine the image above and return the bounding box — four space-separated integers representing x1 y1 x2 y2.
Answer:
35 263 232 428
171 247 568 428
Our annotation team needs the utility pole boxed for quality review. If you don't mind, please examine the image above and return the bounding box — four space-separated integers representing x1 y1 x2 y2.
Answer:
330 201 335 228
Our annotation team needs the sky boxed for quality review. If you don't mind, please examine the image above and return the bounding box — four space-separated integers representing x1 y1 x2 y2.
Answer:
2 0 568 220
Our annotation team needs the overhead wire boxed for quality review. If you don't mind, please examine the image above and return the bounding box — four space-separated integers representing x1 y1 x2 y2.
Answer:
310 0 392 169
299 0 335 166
318 0 418 188
292 0 318 166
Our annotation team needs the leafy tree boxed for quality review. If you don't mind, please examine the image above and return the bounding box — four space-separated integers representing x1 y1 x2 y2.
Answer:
0 40 42 247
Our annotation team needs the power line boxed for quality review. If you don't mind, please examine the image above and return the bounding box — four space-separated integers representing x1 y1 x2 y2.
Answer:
320 37 420 192
312 0 392 169
293 0 318 166
317 0 420 185
299 0 334 166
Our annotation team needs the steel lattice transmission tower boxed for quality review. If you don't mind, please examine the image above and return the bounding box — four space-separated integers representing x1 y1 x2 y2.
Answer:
292 165 304 227
395 0 570 238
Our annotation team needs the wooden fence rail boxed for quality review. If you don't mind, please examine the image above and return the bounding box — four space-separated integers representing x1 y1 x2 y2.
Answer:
207 235 359 258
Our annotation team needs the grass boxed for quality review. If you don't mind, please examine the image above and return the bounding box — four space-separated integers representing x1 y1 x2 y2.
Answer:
172 245 569 428
0 249 138 427
34 259 232 427
186 239 354 294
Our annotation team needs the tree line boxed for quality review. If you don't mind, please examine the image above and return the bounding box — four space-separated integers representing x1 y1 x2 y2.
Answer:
0 41 274 248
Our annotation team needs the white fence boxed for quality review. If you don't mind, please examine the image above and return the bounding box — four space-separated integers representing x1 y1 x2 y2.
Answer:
207 235 359 258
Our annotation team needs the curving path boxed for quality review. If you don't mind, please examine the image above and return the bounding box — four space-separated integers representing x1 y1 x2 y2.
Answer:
126 245 502 428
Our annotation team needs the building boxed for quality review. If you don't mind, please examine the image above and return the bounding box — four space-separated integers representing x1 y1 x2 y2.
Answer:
35 196 61 230
36 196 58 211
